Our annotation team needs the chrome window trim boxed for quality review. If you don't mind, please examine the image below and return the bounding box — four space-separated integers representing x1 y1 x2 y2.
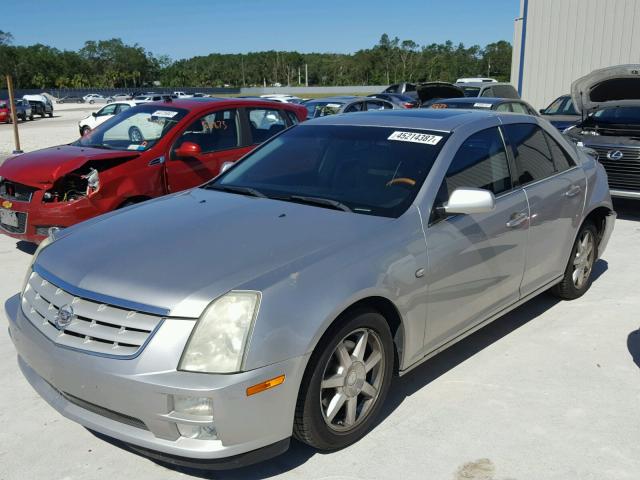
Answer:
33 263 171 317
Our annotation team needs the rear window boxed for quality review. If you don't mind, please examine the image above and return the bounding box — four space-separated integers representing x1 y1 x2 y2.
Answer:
461 87 481 97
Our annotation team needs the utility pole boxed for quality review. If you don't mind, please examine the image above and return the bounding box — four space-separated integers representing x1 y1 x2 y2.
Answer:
305 64 308 87
298 66 301 86
241 57 246 87
6 75 22 154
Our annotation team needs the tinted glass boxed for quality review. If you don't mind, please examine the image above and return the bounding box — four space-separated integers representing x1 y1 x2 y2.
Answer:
444 127 512 196
461 87 481 97
210 125 448 218
544 132 575 172
305 101 344 118
248 108 287 144
115 104 131 114
176 109 239 153
480 87 494 97
561 99 578 115
285 110 300 125
98 104 117 116
503 123 555 185
366 100 385 111
344 102 364 113
589 107 640 125
544 97 565 115
493 85 518 99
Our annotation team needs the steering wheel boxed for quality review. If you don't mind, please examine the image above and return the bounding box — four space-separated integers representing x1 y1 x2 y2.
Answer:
386 177 416 188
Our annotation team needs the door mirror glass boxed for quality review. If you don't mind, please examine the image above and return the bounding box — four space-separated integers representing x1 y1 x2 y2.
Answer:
92 112 97 117
220 161 234 173
444 187 496 215
174 141 202 159
539 109 546 115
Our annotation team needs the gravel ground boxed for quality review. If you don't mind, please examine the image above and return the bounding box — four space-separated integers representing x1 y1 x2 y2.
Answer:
0 102 96 156
0 114 639 479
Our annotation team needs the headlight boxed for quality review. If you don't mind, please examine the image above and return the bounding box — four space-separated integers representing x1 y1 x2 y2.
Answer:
21 232 56 294
179 291 261 373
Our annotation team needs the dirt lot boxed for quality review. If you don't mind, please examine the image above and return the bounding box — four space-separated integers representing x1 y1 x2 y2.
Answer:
0 110 639 480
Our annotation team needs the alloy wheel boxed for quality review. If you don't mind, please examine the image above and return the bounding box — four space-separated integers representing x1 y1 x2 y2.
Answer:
320 328 385 432
573 230 595 289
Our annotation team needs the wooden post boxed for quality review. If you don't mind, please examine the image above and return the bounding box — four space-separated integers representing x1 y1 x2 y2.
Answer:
6 75 22 154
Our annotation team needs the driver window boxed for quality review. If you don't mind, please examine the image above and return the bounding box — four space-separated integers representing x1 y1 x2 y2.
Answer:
98 104 117 116
175 109 239 154
344 102 364 113
440 126 512 202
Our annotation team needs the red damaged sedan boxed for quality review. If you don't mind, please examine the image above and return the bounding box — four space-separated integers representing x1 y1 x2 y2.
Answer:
0 98 306 243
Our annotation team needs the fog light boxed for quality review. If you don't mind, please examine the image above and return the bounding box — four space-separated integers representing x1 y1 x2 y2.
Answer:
173 395 213 418
177 423 218 440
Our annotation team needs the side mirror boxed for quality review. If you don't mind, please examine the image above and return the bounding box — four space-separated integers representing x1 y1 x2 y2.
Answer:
220 161 234 173
539 109 546 115
174 141 202 159
443 188 496 215
92 112 97 117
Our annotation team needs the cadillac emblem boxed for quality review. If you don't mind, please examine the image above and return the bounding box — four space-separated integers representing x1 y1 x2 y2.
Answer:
54 304 75 330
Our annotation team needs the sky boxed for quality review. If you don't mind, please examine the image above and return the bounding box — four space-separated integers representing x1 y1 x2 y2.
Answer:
3 0 520 59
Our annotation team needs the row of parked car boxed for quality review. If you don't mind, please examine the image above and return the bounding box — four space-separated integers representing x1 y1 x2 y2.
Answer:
1 72 617 469
57 91 211 104
0 95 54 123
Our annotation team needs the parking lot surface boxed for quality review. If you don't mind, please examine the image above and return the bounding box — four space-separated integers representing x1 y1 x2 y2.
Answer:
0 109 639 479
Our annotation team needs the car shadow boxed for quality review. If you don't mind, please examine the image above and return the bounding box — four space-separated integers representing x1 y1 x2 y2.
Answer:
16 241 37 255
628 329 640 369
91 263 613 479
613 198 640 221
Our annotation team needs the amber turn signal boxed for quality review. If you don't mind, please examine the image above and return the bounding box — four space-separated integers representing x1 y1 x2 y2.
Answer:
246 375 285 396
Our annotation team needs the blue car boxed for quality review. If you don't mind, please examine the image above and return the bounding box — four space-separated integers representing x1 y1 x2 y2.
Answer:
422 96 538 116
539 95 581 131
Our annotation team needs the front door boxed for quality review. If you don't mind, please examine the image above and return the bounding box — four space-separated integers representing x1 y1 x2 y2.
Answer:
502 123 586 296
165 108 253 192
424 126 529 350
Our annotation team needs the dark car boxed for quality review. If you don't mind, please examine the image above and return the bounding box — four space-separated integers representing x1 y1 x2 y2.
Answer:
424 97 539 116
24 94 54 118
539 95 580 131
383 82 417 96
564 64 640 199
57 95 85 104
368 93 419 108
455 82 520 99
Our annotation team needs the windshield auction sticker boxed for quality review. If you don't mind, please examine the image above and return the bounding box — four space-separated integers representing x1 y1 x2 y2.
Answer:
151 110 178 118
388 131 443 145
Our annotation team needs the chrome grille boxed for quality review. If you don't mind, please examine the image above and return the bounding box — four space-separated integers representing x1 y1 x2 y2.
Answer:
0 180 36 203
21 271 163 357
587 144 640 192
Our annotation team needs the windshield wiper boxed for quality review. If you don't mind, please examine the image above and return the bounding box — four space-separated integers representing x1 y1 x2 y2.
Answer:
204 184 266 198
288 195 352 212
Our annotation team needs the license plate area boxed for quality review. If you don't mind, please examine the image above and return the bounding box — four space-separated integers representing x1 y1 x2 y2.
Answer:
0 208 19 228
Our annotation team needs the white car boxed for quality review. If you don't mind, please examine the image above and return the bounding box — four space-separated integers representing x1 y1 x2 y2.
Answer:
82 93 107 104
133 94 167 104
455 77 498 83
259 94 303 104
78 101 136 136
173 91 194 98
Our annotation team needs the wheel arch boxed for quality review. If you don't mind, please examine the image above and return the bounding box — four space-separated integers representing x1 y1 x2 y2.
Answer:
582 205 613 249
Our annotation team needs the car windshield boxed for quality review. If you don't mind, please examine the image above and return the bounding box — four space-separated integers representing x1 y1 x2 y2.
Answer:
305 101 345 118
73 105 188 151
589 107 640 125
207 125 448 218
461 87 481 97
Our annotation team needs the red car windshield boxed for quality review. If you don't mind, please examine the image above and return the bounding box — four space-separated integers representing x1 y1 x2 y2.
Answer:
73 105 188 151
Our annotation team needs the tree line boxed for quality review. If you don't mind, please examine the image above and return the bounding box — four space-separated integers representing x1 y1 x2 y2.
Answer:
0 31 512 89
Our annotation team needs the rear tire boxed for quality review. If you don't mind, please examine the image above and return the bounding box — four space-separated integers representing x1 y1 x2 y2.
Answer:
293 309 394 451
551 221 598 300
48 111 53 118
29 113 34 120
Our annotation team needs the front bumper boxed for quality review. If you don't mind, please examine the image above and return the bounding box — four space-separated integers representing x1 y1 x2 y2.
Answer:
5 294 307 467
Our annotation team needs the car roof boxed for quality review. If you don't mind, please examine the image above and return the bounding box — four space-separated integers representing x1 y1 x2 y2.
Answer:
141 97 306 112
456 82 513 88
431 97 518 106
303 108 521 131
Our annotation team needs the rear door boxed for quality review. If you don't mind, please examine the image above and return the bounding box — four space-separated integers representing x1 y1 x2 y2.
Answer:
424 126 529 349
165 108 252 192
502 123 586 296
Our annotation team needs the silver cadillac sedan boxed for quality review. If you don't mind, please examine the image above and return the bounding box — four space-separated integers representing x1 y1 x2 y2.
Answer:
5 109 615 469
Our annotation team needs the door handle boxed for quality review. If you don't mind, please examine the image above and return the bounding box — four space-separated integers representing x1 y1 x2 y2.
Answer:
565 185 582 197
506 212 529 228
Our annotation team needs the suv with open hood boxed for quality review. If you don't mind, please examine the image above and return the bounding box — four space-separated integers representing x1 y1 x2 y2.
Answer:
564 64 640 199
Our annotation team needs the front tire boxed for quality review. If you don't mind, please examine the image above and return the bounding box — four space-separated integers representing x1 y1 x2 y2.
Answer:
551 221 598 300
294 309 394 450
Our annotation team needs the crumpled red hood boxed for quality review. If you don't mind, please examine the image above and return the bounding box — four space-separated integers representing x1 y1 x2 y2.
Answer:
0 145 139 187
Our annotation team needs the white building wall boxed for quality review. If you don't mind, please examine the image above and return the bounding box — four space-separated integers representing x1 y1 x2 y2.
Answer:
511 0 640 109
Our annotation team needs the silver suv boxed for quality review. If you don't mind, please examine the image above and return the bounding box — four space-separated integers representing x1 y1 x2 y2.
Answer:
6 109 615 469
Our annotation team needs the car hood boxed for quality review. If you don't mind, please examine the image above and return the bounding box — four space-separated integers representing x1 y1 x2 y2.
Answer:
36 188 390 318
571 64 640 114
0 145 140 187
417 82 464 103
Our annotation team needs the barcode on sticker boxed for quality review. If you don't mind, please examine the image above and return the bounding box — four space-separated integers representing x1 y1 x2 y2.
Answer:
388 131 443 145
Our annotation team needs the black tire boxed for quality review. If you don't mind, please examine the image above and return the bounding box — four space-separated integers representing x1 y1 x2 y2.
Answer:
89 100 95 104
29 113 34 120
293 309 394 451
41 111 46 118
48 111 53 118
21 113 26 122
551 221 598 300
